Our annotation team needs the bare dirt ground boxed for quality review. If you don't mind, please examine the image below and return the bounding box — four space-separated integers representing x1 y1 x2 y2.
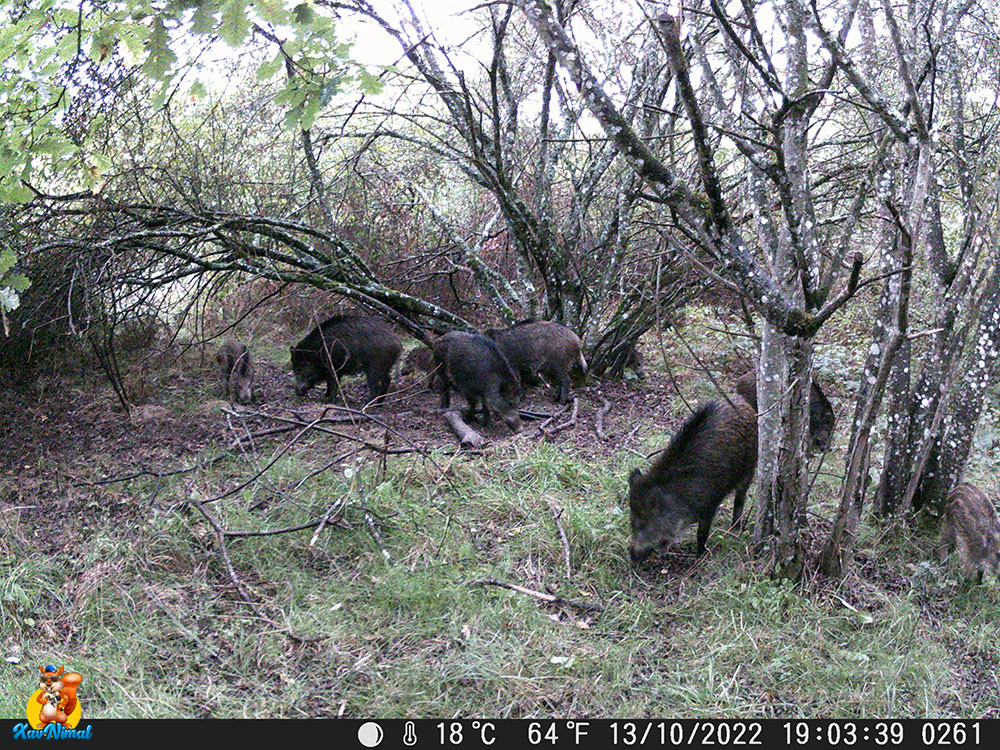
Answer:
0 343 700 494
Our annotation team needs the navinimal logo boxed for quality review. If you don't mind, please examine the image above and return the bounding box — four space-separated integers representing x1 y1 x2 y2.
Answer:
12 723 93 741
15 665 92 741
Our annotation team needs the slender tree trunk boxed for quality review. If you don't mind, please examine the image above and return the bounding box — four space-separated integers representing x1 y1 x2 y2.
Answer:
822 209 912 575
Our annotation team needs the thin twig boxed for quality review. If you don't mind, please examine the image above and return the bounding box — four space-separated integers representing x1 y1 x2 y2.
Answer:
595 397 611 440
146 590 223 661
519 408 555 420
186 494 327 643
473 578 603 612
185 495 261 606
226 518 343 538
310 493 351 546
544 496 572 580
365 512 392 564
552 397 579 433
533 408 563 436
805 447 829 499
669 317 736 409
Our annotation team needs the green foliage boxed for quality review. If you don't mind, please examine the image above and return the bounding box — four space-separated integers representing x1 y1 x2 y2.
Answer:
141 15 178 79
0 0 381 323
0 248 32 335
219 0 251 47
0 0 371 196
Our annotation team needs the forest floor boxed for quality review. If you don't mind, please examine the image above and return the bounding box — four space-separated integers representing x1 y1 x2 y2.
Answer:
2 308 999 719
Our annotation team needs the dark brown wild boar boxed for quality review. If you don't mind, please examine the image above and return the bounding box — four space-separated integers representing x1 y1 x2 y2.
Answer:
291 315 402 402
735 368 836 452
486 320 587 404
628 395 757 562
939 483 1000 584
433 331 521 432
216 341 254 405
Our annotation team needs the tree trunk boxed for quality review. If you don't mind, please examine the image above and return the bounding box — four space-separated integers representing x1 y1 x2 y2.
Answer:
754 331 811 579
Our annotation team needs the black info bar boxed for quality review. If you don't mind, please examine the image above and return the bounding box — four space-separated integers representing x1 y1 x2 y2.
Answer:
6 719 993 747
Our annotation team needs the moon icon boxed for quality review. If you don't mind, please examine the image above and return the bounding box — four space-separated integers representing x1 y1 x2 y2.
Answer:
358 721 384 748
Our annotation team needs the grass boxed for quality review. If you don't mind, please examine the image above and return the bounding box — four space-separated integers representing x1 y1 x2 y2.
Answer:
4 439 999 719
3 312 1000 720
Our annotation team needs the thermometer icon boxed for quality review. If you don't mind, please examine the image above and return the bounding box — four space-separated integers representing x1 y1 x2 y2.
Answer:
403 721 417 746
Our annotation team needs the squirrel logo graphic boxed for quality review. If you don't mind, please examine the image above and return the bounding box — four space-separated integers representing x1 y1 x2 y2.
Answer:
28 665 83 730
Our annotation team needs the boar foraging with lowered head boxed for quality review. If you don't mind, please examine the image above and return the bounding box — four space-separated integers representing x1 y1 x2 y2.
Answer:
291 315 402 403
216 341 254 405
433 331 522 432
628 395 757 563
939 483 1000 584
486 320 587 404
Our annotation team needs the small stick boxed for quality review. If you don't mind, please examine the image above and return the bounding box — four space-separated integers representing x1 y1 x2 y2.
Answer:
544 496 572 580
365 512 392 564
518 408 555 420
146 590 222 661
806 447 829 499
542 398 578 437
309 493 350 546
595 397 611 440
187 495 325 644
474 578 603 612
553 397 579 432
226 518 340 538
534 414 558 435
185 495 261 606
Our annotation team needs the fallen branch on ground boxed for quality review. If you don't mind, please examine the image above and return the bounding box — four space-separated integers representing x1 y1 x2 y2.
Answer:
473 578 603 612
518 408 555 420
184 495 327 644
441 408 485 448
185 496 262 605
544 496 572 580
365 512 392 563
544 397 578 437
310 492 351 546
595 397 611 440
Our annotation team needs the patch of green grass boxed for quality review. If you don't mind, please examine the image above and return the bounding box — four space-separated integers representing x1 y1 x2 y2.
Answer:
5 438 997 719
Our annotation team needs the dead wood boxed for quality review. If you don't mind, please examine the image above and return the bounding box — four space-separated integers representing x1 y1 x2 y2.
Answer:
365 512 392 563
544 496 572 580
473 578 603 613
441 408 486 448
595 397 611 440
544 397 579 437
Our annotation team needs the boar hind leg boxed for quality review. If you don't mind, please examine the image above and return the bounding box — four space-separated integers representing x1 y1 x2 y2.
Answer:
556 375 571 404
696 509 720 557
732 476 753 529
